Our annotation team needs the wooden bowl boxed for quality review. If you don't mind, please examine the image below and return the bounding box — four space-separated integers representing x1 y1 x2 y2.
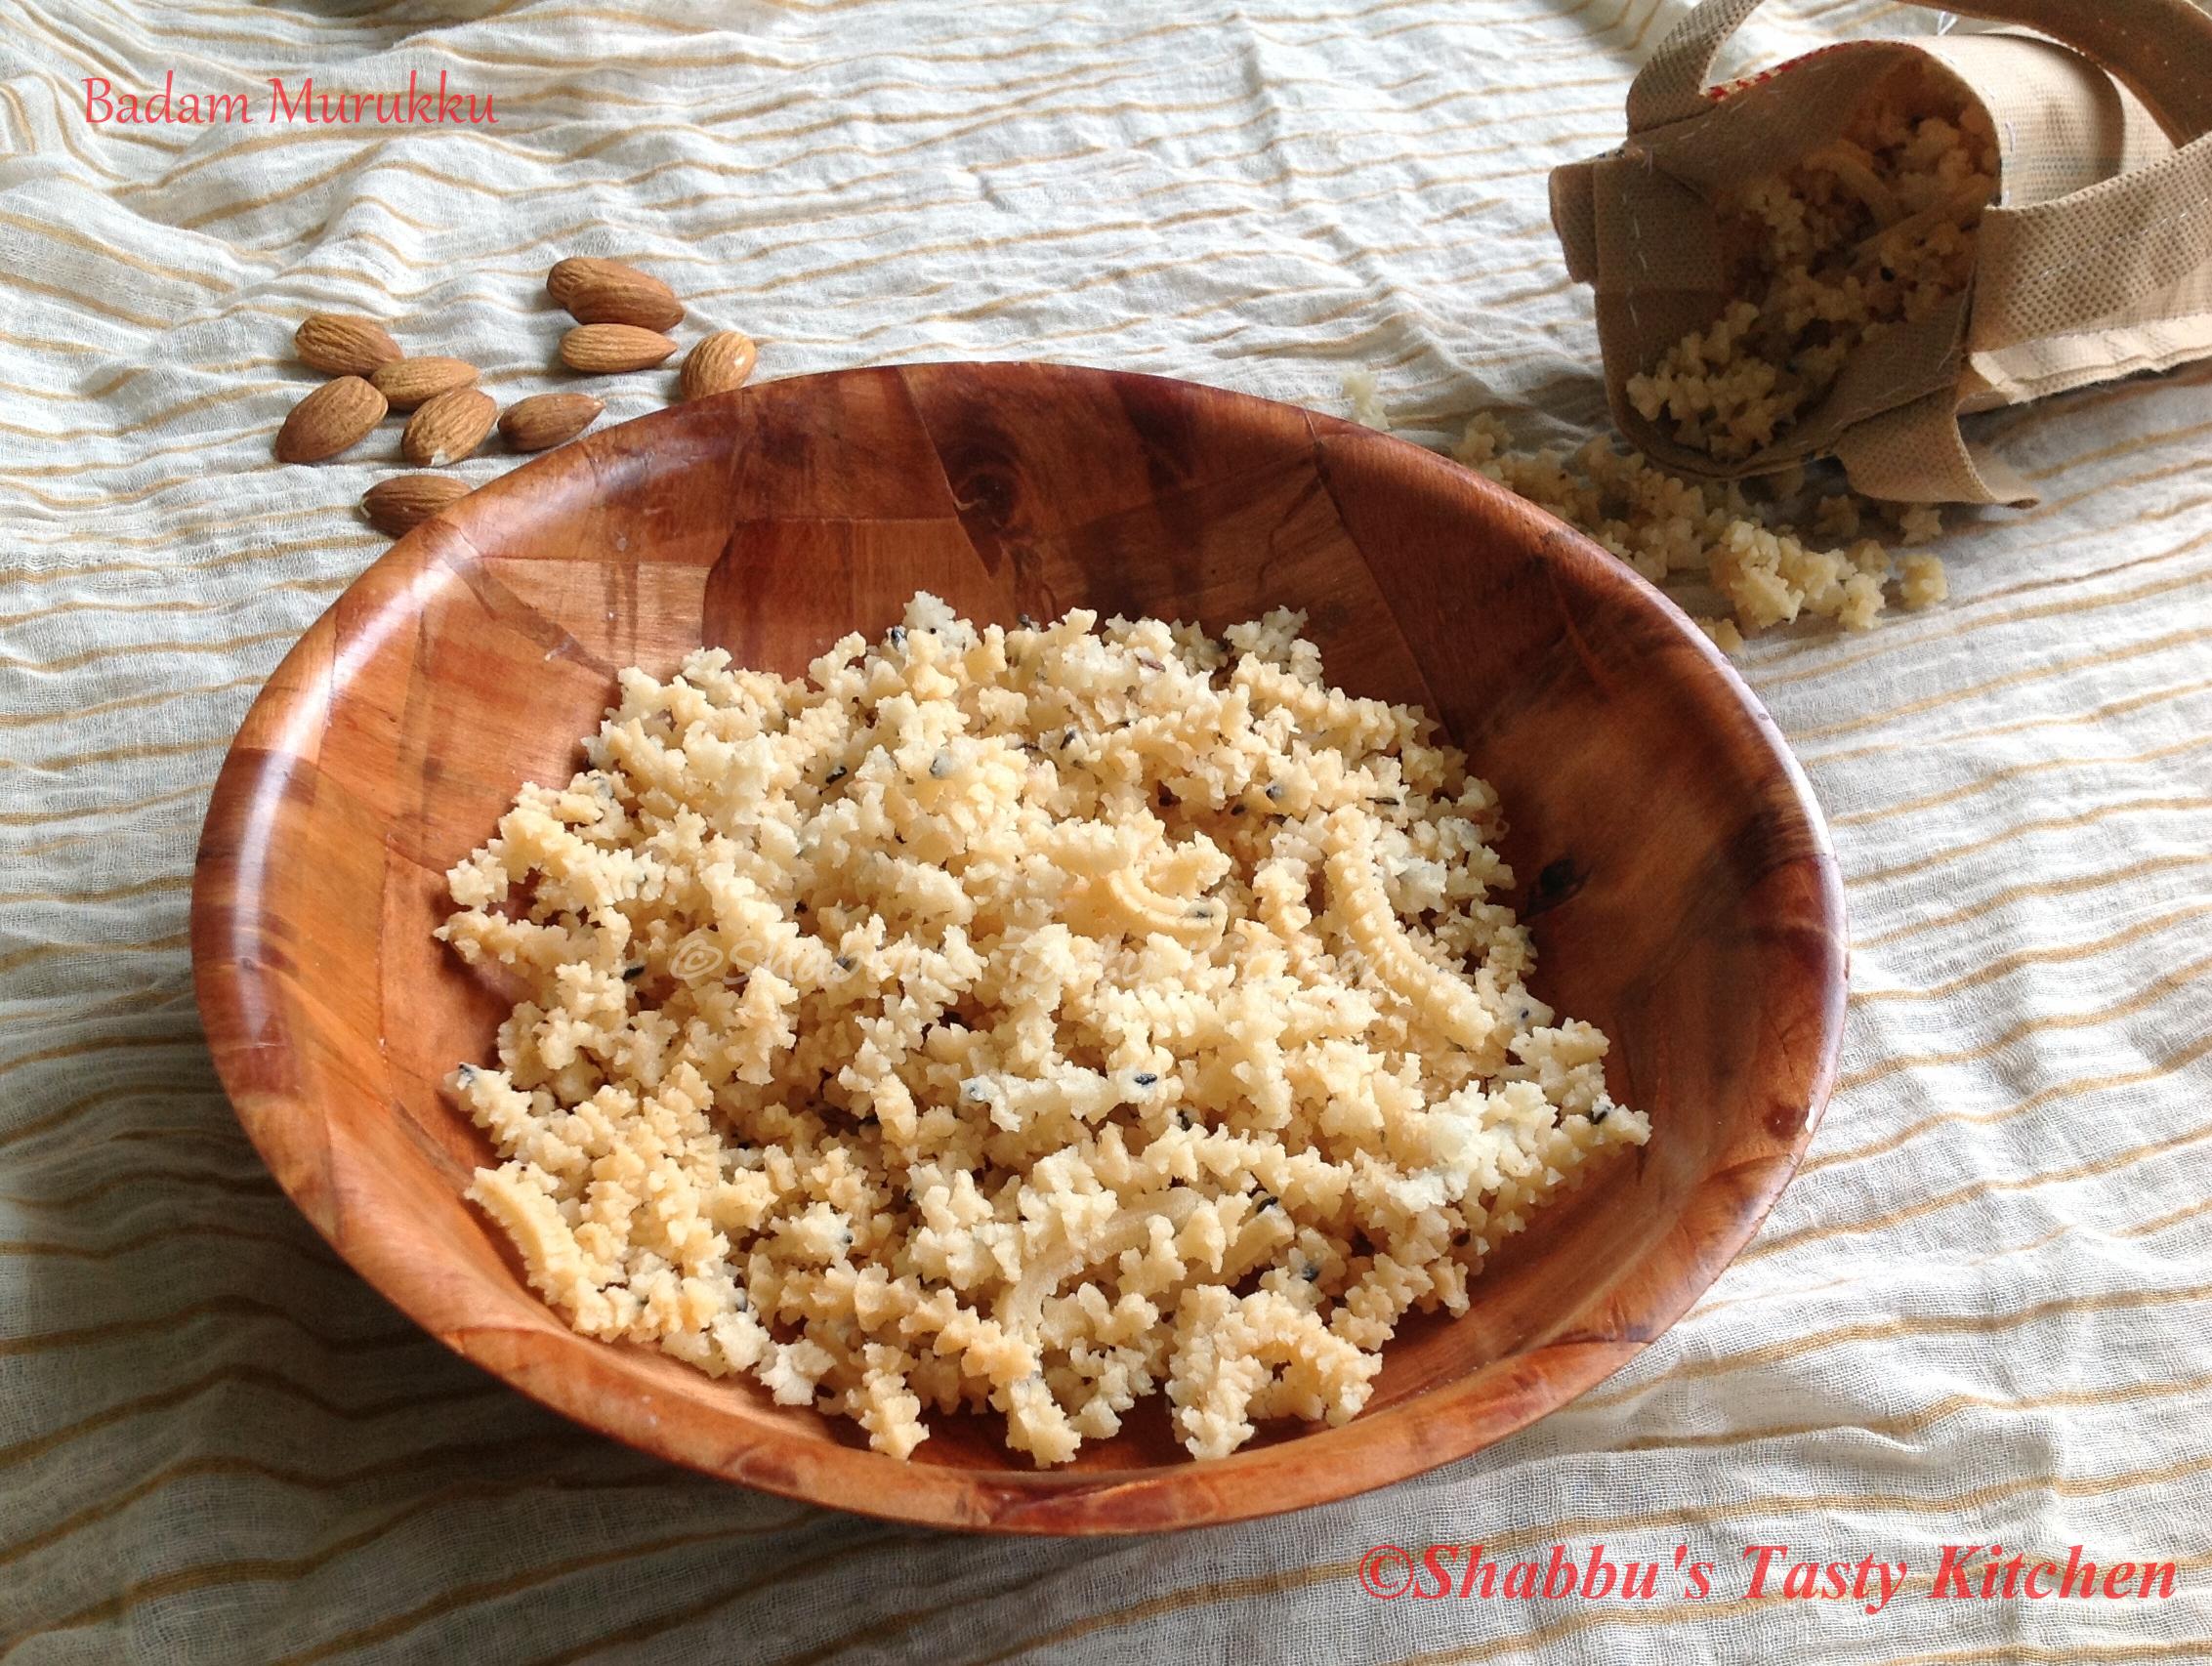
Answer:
192 362 1844 1534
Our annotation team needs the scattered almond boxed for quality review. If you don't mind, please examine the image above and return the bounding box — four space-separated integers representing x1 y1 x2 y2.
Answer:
370 356 480 411
500 392 604 452
546 257 684 331
401 387 498 467
680 331 759 401
294 313 402 377
561 323 679 374
361 474 471 537
274 376 388 463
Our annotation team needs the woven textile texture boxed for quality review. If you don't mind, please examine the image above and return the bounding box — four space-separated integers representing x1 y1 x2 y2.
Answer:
3 1 2210 1660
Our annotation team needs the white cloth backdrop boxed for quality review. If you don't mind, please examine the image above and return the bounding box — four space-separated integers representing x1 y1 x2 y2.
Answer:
4 0 2211 1659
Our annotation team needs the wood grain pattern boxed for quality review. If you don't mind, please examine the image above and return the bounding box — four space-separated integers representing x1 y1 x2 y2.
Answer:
190 362 1847 1535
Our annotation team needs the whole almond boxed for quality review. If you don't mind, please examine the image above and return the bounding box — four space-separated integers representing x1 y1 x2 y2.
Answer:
546 257 683 331
274 375 387 463
294 313 402 377
499 392 604 452
401 387 498 467
560 323 678 374
370 356 480 411
680 331 758 401
361 474 471 537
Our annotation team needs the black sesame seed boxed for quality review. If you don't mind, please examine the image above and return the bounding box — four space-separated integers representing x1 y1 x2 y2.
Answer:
1265 782 1284 802
621 964 646 980
455 1062 479 1084
1019 613 1040 630
886 625 907 647
1302 1264 1322 1283
825 765 848 783
929 751 953 779
1133 1072 1158 1088
835 955 856 972
1592 1106 1609 1125
1254 1190 1278 1211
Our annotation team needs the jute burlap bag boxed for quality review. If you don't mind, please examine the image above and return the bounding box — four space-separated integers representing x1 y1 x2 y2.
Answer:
1551 0 2212 504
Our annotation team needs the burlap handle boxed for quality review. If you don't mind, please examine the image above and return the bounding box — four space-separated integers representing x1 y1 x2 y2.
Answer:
1629 0 2212 140
1584 0 2212 503
1631 0 2212 352
1971 140 2212 351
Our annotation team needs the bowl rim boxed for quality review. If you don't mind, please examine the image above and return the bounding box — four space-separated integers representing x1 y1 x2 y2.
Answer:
191 359 1846 1534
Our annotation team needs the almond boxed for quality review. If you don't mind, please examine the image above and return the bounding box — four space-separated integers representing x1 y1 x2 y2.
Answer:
274 375 388 463
361 474 471 537
401 387 498 467
680 330 759 401
560 323 679 374
370 355 480 411
546 257 684 331
294 313 402 377
499 392 604 452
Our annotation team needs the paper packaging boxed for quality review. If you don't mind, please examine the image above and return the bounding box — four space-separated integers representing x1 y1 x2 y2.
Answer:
1550 0 2212 504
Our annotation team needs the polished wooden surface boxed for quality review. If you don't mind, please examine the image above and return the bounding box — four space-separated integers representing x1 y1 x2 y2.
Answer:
191 361 1847 1534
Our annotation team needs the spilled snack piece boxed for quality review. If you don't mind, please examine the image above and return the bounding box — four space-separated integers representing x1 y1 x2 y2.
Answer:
679 330 760 401
499 392 605 453
560 323 679 374
1343 371 1951 646
401 387 498 468
1452 415 1948 644
273 374 386 464
438 596 1648 1465
293 312 402 378
370 355 480 412
546 256 685 332
360 473 470 537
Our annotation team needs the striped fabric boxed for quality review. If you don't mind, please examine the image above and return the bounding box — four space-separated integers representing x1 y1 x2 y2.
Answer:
5 0 2211 1659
